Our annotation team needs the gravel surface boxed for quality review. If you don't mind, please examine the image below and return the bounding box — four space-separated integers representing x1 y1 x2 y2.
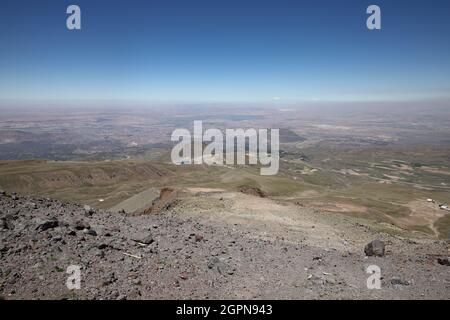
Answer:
0 191 449 300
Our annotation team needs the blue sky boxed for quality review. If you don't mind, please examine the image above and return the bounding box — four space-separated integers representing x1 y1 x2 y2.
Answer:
0 0 449 102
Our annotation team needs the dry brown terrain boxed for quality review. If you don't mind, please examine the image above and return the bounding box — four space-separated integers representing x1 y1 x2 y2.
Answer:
1 189 449 300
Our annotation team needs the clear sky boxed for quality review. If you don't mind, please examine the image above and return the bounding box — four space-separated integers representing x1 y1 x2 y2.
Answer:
1 0 450 103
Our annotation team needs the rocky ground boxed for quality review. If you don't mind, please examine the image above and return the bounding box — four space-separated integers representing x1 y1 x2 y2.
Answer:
0 189 449 300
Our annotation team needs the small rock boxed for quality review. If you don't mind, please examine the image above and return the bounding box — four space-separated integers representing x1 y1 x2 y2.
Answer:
0 217 15 230
227 269 235 276
132 279 142 285
141 235 154 245
127 288 141 299
307 273 337 286
74 220 90 230
94 249 105 258
364 239 385 257
207 257 230 275
84 205 95 216
391 277 410 287
207 257 220 269
101 273 117 287
437 257 450 266
83 228 97 236
132 233 154 245
52 236 63 242
27 202 38 210
180 274 188 280
35 218 59 232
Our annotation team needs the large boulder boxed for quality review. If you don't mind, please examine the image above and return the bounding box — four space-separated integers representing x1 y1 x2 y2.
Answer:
364 239 385 257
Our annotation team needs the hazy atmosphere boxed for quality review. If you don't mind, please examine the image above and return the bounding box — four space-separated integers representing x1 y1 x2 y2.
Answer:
0 0 449 303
